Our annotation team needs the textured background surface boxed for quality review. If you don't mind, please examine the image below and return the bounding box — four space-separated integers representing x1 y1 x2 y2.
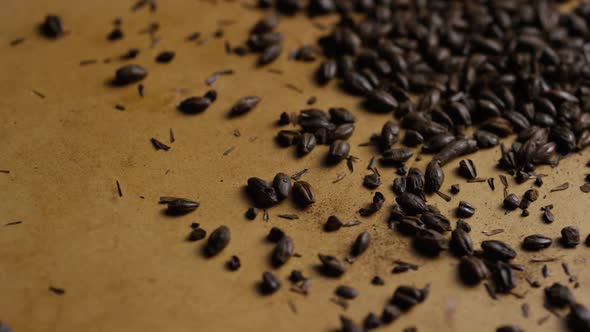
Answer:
0 1 589 331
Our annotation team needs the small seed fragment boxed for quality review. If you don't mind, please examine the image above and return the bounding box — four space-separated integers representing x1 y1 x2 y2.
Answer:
363 173 381 189
226 255 241 271
561 226 580 248
543 207 555 224
272 236 294 267
40 15 64 38
371 276 384 286
155 51 175 63
276 130 300 147
260 271 281 294
245 207 259 220
267 227 285 243
188 228 206 242
359 192 385 216
324 215 343 232
524 189 539 202
456 219 471 233
289 270 305 283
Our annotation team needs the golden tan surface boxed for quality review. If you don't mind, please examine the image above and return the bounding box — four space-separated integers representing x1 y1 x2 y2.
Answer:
0 1 589 331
